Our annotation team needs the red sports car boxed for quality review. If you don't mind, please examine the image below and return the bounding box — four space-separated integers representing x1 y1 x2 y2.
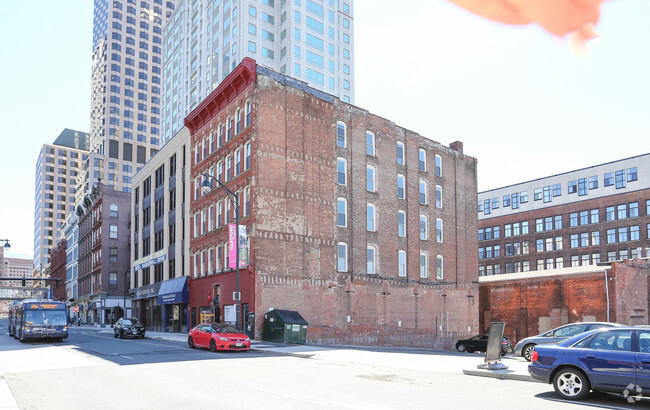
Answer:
188 323 251 352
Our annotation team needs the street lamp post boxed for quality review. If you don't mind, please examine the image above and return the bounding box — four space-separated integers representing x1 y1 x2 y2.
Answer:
201 173 241 330
124 269 130 317
0 239 10 250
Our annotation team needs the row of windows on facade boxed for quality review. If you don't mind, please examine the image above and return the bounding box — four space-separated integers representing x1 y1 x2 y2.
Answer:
338 161 444 206
133 258 181 288
337 200 444 241
479 167 639 214
111 0 174 15
194 101 252 166
336 243 445 280
479 248 646 276
44 148 88 160
479 223 648 260
336 122 444 176
193 185 252 239
44 166 81 177
191 236 251 278
44 157 83 168
479 200 649 241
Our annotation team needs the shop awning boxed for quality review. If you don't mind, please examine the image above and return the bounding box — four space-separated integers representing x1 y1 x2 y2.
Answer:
157 276 188 305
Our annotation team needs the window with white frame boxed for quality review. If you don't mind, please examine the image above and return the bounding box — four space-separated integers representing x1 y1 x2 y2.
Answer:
420 253 428 278
420 215 428 240
436 255 443 280
110 204 118 217
337 157 347 185
336 121 346 148
418 149 426 171
436 218 443 243
435 185 442 208
366 166 376 192
419 180 427 204
366 131 375 156
397 174 405 199
398 250 407 277
109 224 118 239
337 198 347 227
337 242 348 271
398 211 406 237
396 142 404 165
435 154 442 177
367 246 376 274
367 204 376 231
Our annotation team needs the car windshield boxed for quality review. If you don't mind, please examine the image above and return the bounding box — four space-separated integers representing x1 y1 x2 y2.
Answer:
211 323 240 333
123 319 141 326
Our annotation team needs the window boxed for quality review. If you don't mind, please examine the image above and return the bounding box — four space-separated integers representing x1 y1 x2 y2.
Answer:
580 211 588 225
590 209 599 224
627 167 638 182
420 215 428 240
109 224 118 239
367 204 376 231
534 188 542 201
398 250 407 277
109 247 118 262
631 225 640 241
337 158 347 185
543 186 552 203
420 253 428 278
398 211 406 237
366 131 375 156
110 204 118 217
589 176 598 189
418 149 426 171
570 213 578 227
336 121 346 148
435 155 442 177
396 142 404 165
617 204 627 220
604 172 614 186
615 170 625 188
419 180 427 204
591 231 600 246
367 246 376 274
606 206 615 221
578 178 587 196
109 272 118 289
607 229 616 244
397 175 405 199
436 255 443 280
337 243 347 271
630 202 639 218
337 198 347 227
568 180 577 194
618 227 628 242
552 184 562 197
366 166 376 192
436 219 443 243
435 185 442 208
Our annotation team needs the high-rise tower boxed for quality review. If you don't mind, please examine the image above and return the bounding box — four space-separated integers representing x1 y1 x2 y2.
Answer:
161 0 354 143
83 0 178 196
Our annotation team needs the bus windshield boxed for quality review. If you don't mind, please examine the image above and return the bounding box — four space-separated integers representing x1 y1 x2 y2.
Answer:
25 310 67 326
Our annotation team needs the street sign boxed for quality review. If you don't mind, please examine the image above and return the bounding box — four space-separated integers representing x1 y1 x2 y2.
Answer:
73 306 79 313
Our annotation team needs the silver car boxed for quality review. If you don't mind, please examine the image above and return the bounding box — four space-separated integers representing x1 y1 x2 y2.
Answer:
514 322 623 361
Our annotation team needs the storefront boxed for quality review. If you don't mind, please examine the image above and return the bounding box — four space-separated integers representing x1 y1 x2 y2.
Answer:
131 282 161 332
157 276 190 333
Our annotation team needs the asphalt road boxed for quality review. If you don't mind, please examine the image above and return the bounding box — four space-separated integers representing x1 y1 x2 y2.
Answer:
0 320 648 409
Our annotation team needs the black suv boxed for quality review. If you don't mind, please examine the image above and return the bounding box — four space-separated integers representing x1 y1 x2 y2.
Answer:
114 317 145 339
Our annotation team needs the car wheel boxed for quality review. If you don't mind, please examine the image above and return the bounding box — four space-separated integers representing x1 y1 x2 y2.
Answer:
523 344 536 361
210 340 217 352
456 343 467 353
188 337 195 348
553 368 590 400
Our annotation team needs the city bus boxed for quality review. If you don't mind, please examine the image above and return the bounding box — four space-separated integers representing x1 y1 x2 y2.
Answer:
8 299 68 342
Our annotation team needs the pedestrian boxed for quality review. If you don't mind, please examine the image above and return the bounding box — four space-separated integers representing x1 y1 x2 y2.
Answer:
77 316 81 327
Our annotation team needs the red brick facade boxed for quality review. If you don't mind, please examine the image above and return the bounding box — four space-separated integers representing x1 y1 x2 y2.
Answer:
480 259 650 344
188 59 479 348
49 239 67 301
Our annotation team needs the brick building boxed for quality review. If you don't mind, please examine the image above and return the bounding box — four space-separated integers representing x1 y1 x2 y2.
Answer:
478 154 650 277
186 58 479 348
77 183 131 325
48 239 67 302
480 259 650 344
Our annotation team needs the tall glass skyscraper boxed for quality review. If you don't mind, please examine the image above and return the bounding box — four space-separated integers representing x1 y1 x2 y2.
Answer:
161 0 354 143
82 0 178 196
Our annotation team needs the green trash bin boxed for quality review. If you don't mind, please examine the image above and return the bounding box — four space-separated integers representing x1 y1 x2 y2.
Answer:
262 309 308 344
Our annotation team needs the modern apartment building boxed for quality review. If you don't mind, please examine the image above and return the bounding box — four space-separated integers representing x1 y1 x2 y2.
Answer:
82 0 178 197
477 154 650 276
161 0 354 143
129 127 191 332
183 59 478 348
34 129 90 277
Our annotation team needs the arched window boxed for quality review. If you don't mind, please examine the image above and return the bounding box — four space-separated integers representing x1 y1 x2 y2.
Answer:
435 154 442 177
236 108 242 133
418 148 426 171
366 165 376 192
419 180 427 204
396 142 405 165
437 255 444 280
367 245 376 274
245 100 252 126
244 141 251 170
398 210 406 237
336 121 346 148
420 252 428 278
337 157 347 185
337 198 347 227
337 242 348 272
436 185 443 208
367 203 376 232
397 174 405 199
420 215 428 240
366 131 375 156
398 250 407 277
437 218 443 243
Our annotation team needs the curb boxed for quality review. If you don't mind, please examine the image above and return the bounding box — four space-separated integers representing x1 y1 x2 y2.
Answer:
462 369 536 382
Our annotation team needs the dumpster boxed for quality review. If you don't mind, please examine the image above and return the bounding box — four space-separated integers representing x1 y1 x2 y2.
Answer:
262 309 308 344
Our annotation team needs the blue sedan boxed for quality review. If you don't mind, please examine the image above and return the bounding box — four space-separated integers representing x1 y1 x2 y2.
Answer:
529 327 650 401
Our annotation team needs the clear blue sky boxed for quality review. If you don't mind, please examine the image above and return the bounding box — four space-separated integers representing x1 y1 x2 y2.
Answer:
1 0 648 257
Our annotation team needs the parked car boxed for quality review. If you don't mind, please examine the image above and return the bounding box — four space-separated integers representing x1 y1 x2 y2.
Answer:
514 322 623 361
188 323 251 352
456 334 513 355
529 326 650 401
114 317 145 339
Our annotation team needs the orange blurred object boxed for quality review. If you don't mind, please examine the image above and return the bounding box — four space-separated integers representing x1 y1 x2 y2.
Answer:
448 0 605 38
